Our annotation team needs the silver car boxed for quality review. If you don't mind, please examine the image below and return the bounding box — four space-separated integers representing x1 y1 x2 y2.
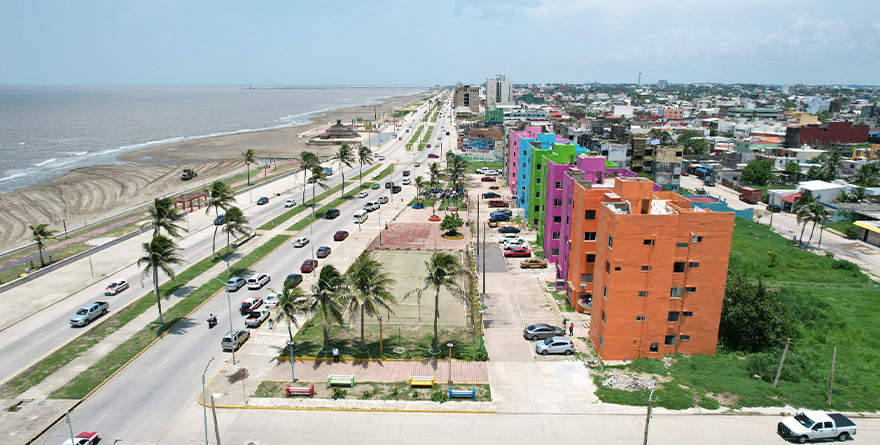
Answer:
536 336 574 355
523 323 565 340
225 277 246 291
221 329 250 351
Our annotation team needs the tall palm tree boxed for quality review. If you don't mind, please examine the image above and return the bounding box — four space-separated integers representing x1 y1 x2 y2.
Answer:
309 165 330 208
853 162 880 188
428 162 443 216
414 176 425 205
793 193 816 247
29 223 57 268
137 235 184 324
221 207 250 273
406 252 469 352
308 265 347 351
822 152 843 181
357 145 374 187
648 128 671 145
145 197 186 238
273 284 305 344
345 252 397 352
806 203 829 246
335 144 356 197
242 149 256 186
205 181 236 259
299 151 319 204
447 156 467 190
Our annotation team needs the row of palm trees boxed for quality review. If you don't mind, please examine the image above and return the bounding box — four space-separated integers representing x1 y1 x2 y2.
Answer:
274 251 470 354
295 144 375 205
793 193 830 249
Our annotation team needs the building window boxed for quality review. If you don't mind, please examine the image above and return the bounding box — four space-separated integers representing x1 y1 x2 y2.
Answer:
683 311 693 317
580 274 593 283
668 311 680 322
670 287 683 298
606 261 611 274
553 216 561 223
536 164 541 169
603 286 608 298
664 335 676 346
640 265 652 272
673 262 686 273
644 239 655 246
680 335 691 342
689 262 700 268
584 232 597 241
535 192 540 198
599 334 605 348
607 236 613 248
676 242 689 248
585 210 596 220
686 287 696 293
638 291 648 297
636 315 646 322
649 343 659 352
536 178 541 184
554 199 562 206
601 310 606 324
692 235 703 243
555 181 563 189
533 218 539 225
552 232 560 240
615 266 621 271
551 248 559 256
534 205 540 212
586 254 595 263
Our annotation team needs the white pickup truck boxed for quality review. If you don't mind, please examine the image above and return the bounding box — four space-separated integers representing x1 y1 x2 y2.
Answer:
475 167 498 175
244 308 270 328
777 410 857 443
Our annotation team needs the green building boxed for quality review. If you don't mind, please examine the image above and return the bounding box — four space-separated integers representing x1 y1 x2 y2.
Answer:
485 109 503 124
528 143 582 246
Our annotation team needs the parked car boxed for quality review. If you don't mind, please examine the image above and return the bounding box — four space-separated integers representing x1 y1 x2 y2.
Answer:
104 280 129 296
221 329 250 351
777 411 857 443
245 308 270 328
293 237 309 247
426 144 431 148
498 225 521 234
488 218 499 228
523 323 565 340
301 259 318 273
378 196 389 204
428 153 440 158
402 177 411 185
445 131 450 135
376 154 385 161
498 234 522 244
481 176 495 182
536 336 574 355
490 212 511 221
520 259 548 269
284 274 303 288
483 192 501 199
62 431 100 445
334 230 349 241
476 167 498 175
213 214 225 225
246 273 270 290
239 297 263 314
402 170 411 176
256 197 269 205
69 302 109 327
284 198 297 207
364 201 380 212
225 276 246 291
392 185 402 194
357 191 369 198
503 239 527 250
385 181 394 189
316 246 332 258
488 200 509 208
767 204 782 212
325 208 340 219
703 177 715 187
264 293 279 307
504 247 531 258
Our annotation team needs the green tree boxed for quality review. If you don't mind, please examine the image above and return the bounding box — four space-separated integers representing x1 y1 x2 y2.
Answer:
137 235 184 324
414 176 426 205
407 252 469 353
428 163 443 215
677 130 709 155
345 252 397 352
357 145 373 187
221 206 250 273
308 265 347 351
793 193 816 247
784 162 802 183
852 162 880 187
334 144 356 197
205 181 236 259
806 165 822 180
440 212 464 236
273 284 305 344
821 152 843 181
742 160 774 185
298 151 319 204
806 203 829 246
145 197 186 238
29 223 57 268
718 272 795 353
309 164 330 208
242 148 256 186
648 128 671 144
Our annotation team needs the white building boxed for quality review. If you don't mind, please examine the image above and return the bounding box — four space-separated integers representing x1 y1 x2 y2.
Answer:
486 75 513 109
797 180 846 204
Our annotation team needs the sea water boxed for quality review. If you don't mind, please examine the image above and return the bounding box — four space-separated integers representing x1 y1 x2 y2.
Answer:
0 86 425 194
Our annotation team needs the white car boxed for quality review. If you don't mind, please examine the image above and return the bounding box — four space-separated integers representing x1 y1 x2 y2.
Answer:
363 201 380 212
402 177 411 185
503 239 527 250
284 198 297 207
498 234 523 244
265 293 279 307
104 280 129 296
293 237 309 248
246 273 270 290
376 154 385 161
357 191 369 198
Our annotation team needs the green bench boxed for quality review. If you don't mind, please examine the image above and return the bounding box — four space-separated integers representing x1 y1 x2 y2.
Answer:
328 374 355 387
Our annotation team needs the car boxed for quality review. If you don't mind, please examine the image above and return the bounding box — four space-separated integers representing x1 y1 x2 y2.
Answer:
385 181 394 189
680 170 689 176
402 170 411 177
490 212 511 221
213 214 225 225
488 219 499 228
476 167 498 175
446 131 450 135
316 246 332 258
376 154 385 161
301 259 318 273
364 201 380 212
378 196 389 204
521 259 549 269
284 274 303 288
483 192 501 199
498 234 523 244
778 411 858 443
392 185 402 194
324 208 341 219
402 177 411 185
426 144 431 148
293 237 309 247
767 204 782 212
225 276 246 291
523 323 565 340
256 197 269 205
499 225 521 234
62 431 100 445
536 336 574 355
504 247 531 258
245 308 270 328
398 137 403 141
703 178 715 187
481 176 495 182
428 153 440 158
246 273 270 290
284 198 297 207
69 302 109 327
357 191 369 198
488 200 509 208
221 329 250 351
104 279 129 296
371 183 380 189
414 162 421 167
437 136 441 140
239 297 263 314
695 188 708 195
334 230 349 241
503 239 527 250
264 293 279 307
307 176 314 184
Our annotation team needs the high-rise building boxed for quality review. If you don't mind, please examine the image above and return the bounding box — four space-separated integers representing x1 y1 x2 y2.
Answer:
486 75 513 109
454 83 481 113
657 79 668 90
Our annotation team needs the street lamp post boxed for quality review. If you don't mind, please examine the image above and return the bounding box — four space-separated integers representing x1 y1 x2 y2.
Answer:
210 277 237 365
447 342 454 384
38 401 74 445
378 316 384 355
478 309 485 350
201 357 214 445
288 341 296 383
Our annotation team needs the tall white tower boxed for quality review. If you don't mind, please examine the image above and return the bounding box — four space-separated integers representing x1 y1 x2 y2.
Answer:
486 75 513 109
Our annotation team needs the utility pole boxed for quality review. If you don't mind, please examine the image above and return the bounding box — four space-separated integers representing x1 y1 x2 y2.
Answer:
772 338 791 388
827 346 837 404
643 388 655 445
482 222 486 304
210 395 222 445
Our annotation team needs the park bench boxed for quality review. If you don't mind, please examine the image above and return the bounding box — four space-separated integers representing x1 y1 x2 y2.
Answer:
328 374 355 387
408 375 435 388
448 387 476 400
286 384 315 398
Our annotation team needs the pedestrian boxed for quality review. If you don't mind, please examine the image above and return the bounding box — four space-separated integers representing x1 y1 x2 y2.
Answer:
332 347 340 363
268 317 274 330
569 323 574 336
562 317 567 332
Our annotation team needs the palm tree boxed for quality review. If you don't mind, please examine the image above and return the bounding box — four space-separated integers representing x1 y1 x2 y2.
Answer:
205 182 236 259
806 203 829 246
648 128 671 145
428 162 443 216
357 145 374 187
447 156 467 190
406 252 469 352
822 152 843 181
274 284 306 344
137 235 184 324
345 252 397 352
242 149 256 186
308 265 347 351
309 165 330 208
29 223 57 268
145 197 186 238
299 151 319 204
335 144 356 197
221 206 250 273
853 162 880 188
793 194 816 247
414 176 425 205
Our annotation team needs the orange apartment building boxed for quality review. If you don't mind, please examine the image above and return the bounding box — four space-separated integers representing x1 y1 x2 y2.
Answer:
565 177 734 361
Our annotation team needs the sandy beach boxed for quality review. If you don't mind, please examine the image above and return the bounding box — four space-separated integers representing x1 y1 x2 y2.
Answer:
0 92 426 249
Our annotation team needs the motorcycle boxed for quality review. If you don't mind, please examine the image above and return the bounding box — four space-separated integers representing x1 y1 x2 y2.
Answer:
207 316 217 328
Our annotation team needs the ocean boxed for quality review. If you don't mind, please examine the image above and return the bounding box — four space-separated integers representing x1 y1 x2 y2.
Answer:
0 86 425 195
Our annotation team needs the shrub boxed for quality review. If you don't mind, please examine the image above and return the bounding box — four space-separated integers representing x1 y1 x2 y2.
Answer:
698 396 721 410
389 387 401 398
331 388 347 400
360 389 374 400
431 389 447 403
628 358 667 375
844 224 860 239
746 350 822 383
411 391 420 399
832 259 859 272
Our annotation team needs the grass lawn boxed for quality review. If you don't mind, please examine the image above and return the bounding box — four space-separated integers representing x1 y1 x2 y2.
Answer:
406 126 424 151
225 163 297 193
254 380 491 402
593 219 880 411
464 160 503 172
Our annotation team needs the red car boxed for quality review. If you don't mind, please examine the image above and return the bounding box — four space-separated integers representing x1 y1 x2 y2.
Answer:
301 259 318 273
481 176 495 182
63 431 100 445
428 153 440 158
333 230 349 241
488 200 509 208
403 170 411 177
504 247 532 258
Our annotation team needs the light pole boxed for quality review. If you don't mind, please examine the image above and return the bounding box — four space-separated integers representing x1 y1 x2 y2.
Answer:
288 341 297 383
478 309 485 350
447 342 454 384
378 316 384 355
210 277 237 365
38 401 74 445
201 357 214 445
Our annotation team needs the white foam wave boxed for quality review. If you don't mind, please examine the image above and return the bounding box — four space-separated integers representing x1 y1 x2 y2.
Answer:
62 151 89 156
18 142 26 145
0 171 28 183
34 158 56 167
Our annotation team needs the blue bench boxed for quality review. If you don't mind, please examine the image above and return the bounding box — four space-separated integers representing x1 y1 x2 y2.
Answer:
448 387 476 400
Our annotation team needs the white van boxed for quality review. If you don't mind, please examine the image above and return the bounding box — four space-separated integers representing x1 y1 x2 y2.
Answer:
364 201 380 212
353 209 369 224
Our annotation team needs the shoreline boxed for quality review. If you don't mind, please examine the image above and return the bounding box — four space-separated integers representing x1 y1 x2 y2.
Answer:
0 91 428 249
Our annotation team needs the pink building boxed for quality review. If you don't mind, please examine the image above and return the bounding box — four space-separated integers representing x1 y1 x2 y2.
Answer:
507 126 542 197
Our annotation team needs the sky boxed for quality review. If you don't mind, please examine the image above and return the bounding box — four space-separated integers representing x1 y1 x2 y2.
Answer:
1 0 878 86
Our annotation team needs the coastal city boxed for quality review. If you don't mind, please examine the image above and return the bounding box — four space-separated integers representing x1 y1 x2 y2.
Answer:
2 1 880 445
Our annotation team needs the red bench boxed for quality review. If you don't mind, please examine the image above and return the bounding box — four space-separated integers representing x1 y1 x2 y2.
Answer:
286 384 315 398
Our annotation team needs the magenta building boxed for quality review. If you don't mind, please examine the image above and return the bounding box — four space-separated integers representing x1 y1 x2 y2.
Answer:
506 127 542 197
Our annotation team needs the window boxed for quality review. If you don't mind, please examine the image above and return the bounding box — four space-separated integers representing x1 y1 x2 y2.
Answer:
533 218 539 225
680 335 691 342
553 216 561 223
535 192 540 198
584 232 597 241
585 210 596 220
601 310 606 323
675 151 683 157
607 236 613 248
673 262 686 273
580 274 593 283
551 248 559 256
682 311 693 317
636 315 646 322
644 239 655 246
534 205 540 212
555 181 563 189
599 334 605 348
638 291 648 297
692 235 703 243
649 343 659 352
536 164 541 169
615 266 621 271
686 287 696 293
606 262 611 273
552 232 560 240
554 199 562 206
536 178 541 184
640 265 652 271
603 286 608 298
688 262 700 268
664 335 676 346
586 254 595 263
670 287 683 298
676 242 689 248
668 311 680 322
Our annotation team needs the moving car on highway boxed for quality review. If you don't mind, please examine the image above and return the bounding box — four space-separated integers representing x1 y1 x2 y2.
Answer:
293 237 309 247
69 302 109 327
104 280 128 296
246 273 270 290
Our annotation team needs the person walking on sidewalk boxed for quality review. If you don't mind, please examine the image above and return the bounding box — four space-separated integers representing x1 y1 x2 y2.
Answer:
562 317 567 333
569 323 574 336
332 347 340 363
